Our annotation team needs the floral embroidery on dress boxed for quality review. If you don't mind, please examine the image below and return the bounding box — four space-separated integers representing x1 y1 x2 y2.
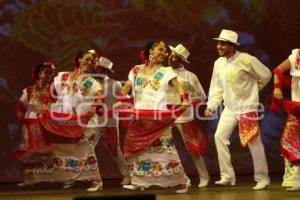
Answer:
134 66 166 91
129 136 182 177
135 77 148 88
24 162 53 174
146 137 175 153
62 73 70 81
133 65 141 75
150 79 160 90
153 71 164 80
61 73 71 88
83 79 93 89
130 160 182 177
81 78 96 96
30 84 51 104
149 70 165 90
52 156 98 171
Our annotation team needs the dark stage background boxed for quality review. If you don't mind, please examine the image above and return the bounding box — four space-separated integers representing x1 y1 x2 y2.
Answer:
0 0 300 182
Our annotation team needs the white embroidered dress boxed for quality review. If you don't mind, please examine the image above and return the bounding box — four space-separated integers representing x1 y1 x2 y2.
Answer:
126 64 189 188
49 71 102 182
282 49 300 187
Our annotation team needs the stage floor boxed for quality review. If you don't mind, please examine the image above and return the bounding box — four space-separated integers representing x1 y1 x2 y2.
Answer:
0 175 298 200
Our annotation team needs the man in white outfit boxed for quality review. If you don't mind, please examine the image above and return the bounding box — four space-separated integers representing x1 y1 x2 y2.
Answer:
93 56 130 187
204 29 271 190
167 44 210 187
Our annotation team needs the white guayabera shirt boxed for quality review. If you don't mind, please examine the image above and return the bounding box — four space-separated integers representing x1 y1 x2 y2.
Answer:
166 67 206 123
207 51 272 114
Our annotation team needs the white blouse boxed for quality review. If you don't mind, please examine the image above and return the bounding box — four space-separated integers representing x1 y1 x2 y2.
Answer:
166 67 206 123
19 88 40 119
51 72 102 114
289 48 300 102
128 64 177 110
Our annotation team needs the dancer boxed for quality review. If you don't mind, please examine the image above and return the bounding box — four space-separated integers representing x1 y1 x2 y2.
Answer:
273 48 300 192
167 44 209 187
50 49 103 192
16 62 55 186
93 56 130 185
204 29 271 190
120 41 190 193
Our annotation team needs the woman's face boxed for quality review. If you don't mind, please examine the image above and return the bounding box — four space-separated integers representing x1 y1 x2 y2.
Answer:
39 67 52 82
150 42 169 64
79 53 95 73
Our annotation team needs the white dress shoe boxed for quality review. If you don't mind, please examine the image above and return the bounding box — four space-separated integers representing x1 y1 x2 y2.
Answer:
86 181 103 192
63 180 75 189
123 184 145 191
17 183 26 187
176 183 189 194
123 184 137 190
215 179 236 186
286 186 300 192
198 178 210 188
253 182 269 190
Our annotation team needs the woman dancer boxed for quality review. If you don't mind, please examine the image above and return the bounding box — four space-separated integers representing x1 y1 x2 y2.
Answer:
120 41 190 193
49 50 103 192
16 62 55 186
273 48 300 192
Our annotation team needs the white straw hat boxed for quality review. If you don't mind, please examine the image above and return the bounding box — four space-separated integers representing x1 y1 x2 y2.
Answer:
96 56 115 73
213 29 240 45
169 44 190 63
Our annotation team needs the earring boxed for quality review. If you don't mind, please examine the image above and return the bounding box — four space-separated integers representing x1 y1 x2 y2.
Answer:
149 54 153 61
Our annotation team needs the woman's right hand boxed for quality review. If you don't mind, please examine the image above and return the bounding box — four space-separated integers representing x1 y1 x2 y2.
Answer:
273 88 283 100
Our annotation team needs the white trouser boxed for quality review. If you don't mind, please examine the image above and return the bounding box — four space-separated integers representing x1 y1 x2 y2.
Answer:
214 108 270 183
175 123 209 179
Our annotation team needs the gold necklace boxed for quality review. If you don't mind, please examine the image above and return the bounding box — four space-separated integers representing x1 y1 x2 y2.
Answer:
31 82 49 102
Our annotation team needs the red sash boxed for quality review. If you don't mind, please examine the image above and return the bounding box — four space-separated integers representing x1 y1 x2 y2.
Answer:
181 120 207 155
238 112 259 147
39 111 90 143
116 108 183 157
101 127 118 158
281 114 300 166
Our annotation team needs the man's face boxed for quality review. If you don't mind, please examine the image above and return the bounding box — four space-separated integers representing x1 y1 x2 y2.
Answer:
216 41 234 57
168 52 181 68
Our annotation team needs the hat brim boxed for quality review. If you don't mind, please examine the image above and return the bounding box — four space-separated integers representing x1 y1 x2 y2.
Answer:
169 46 190 64
97 65 115 73
105 67 115 73
213 38 240 45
